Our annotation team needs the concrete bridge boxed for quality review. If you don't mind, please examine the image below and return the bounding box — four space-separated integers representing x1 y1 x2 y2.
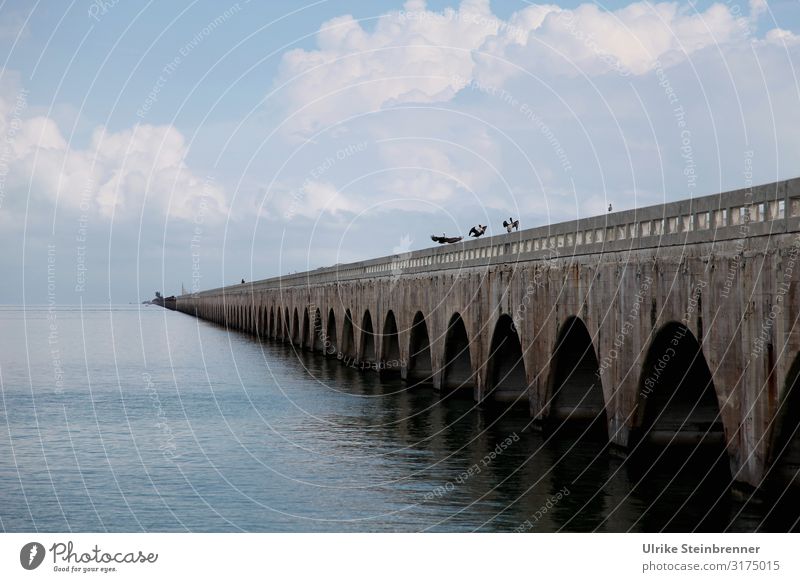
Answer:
176 178 800 493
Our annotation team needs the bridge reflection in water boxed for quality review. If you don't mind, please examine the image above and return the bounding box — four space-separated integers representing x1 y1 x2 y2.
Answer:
178 178 800 528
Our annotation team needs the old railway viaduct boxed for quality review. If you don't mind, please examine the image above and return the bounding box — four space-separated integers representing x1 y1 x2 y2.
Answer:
176 178 800 493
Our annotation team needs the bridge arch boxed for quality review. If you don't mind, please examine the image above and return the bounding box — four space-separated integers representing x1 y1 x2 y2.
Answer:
443 313 474 393
269 306 275 338
326 309 338 357
301 307 311 350
381 310 401 376
283 307 291 342
634 322 725 452
341 309 356 361
360 310 377 367
312 308 324 352
768 353 800 491
629 322 732 523
546 316 606 431
486 314 527 405
291 308 301 345
407 311 432 385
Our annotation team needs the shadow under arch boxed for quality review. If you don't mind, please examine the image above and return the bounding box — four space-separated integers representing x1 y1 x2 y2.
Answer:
768 352 800 492
283 307 291 342
633 322 725 450
758 352 800 530
326 308 338 357
628 322 731 531
301 307 311 350
546 316 606 433
381 310 401 377
486 314 528 407
259 305 267 338
268 306 275 339
291 308 300 345
341 309 356 361
312 308 324 352
443 313 474 394
407 311 433 386
360 310 377 367
627 321 732 531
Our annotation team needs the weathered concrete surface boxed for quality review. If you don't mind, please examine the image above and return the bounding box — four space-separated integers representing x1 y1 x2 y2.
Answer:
176 178 800 490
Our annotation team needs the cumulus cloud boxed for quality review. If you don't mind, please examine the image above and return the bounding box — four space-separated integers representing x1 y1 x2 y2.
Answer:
0 72 227 223
274 0 770 138
274 0 506 137
505 1 746 78
763 27 800 45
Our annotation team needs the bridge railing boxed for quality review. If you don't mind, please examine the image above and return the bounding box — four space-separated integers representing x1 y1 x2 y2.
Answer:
183 178 800 299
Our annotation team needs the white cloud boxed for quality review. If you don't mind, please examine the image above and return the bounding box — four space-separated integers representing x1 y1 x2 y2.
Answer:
475 1 756 84
274 1 768 139
0 73 227 222
749 0 769 23
274 0 507 138
763 27 800 45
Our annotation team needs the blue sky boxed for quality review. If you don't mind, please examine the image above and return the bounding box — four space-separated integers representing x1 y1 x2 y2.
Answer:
2 0 799 303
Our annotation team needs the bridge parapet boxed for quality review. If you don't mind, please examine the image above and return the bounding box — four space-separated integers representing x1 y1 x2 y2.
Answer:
188 179 800 296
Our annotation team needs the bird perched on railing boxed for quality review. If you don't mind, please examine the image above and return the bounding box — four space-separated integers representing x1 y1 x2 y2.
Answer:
468 224 487 238
431 233 463 244
503 217 519 233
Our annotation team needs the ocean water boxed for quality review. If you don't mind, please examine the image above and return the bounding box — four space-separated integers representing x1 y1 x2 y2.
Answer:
0 305 788 532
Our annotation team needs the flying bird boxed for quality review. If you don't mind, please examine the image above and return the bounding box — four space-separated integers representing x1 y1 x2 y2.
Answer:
503 217 519 233
468 224 487 238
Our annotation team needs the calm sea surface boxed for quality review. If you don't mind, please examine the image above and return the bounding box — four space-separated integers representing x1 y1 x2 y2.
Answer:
0 306 787 532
